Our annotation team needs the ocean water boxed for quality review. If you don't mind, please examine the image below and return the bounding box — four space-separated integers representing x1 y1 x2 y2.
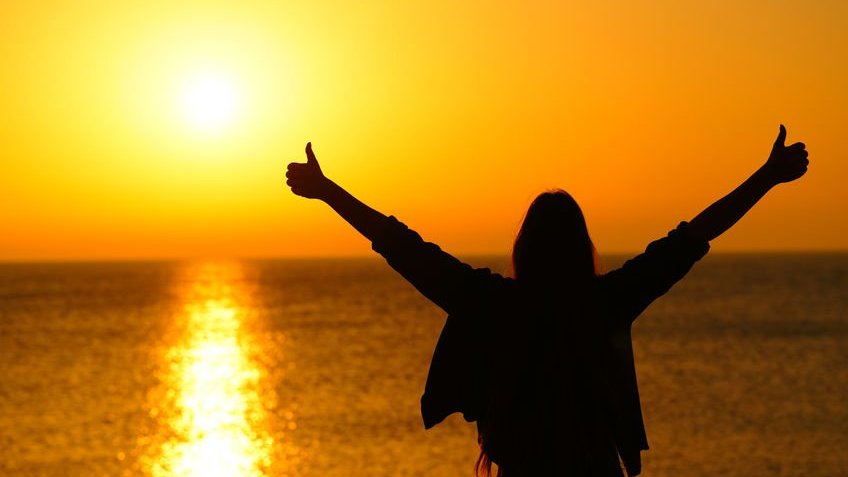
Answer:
0 254 846 477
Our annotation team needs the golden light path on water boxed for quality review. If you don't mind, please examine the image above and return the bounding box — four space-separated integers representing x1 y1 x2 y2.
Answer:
144 262 292 477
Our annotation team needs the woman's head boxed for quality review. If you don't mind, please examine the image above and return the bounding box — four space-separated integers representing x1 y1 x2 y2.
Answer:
512 190 600 285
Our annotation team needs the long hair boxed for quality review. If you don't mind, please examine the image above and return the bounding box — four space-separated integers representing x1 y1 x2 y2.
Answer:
477 190 605 477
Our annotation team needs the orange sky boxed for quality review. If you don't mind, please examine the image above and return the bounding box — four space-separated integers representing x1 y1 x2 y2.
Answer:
2 0 846 260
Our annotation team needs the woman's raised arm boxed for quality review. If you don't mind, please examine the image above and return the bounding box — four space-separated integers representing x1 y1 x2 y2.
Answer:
284 142 507 314
286 142 388 241
601 126 809 322
687 125 810 242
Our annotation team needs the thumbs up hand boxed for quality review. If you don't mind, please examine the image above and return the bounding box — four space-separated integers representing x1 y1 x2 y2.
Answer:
286 142 332 199
762 125 809 184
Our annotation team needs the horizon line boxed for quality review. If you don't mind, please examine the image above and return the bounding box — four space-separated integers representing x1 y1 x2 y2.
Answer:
2 248 848 264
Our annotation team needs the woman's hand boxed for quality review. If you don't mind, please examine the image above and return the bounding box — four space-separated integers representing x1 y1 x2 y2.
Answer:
286 142 332 200
285 142 389 243
687 124 810 242
762 125 810 184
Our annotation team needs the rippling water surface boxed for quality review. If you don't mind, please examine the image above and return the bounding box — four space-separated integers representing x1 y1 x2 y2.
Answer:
1 254 846 476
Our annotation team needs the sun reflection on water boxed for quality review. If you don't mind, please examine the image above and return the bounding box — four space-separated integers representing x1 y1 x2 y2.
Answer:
144 262 290 477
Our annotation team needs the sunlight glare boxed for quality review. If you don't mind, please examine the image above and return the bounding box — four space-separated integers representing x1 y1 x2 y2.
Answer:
144 263 292 477
180 72 241 132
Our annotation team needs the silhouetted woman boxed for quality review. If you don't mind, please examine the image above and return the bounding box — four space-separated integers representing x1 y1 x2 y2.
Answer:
284 126 809 477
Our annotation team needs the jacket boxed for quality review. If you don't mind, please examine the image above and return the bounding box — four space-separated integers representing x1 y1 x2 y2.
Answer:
371 215 710 476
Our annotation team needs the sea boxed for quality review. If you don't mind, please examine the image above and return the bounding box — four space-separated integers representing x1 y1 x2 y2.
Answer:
1 254 846 477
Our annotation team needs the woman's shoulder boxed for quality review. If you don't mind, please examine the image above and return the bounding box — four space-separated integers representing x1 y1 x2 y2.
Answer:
482 272 519 305
465 263 517 294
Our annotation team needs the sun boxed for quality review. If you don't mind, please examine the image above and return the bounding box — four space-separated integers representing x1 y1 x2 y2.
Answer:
179 72 241 132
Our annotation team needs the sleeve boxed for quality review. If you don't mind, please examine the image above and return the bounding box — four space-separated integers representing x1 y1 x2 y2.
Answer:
371 215 507 315
601 221 710 322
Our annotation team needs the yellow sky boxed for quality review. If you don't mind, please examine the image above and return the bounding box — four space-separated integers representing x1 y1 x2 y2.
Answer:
2 0 846 260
